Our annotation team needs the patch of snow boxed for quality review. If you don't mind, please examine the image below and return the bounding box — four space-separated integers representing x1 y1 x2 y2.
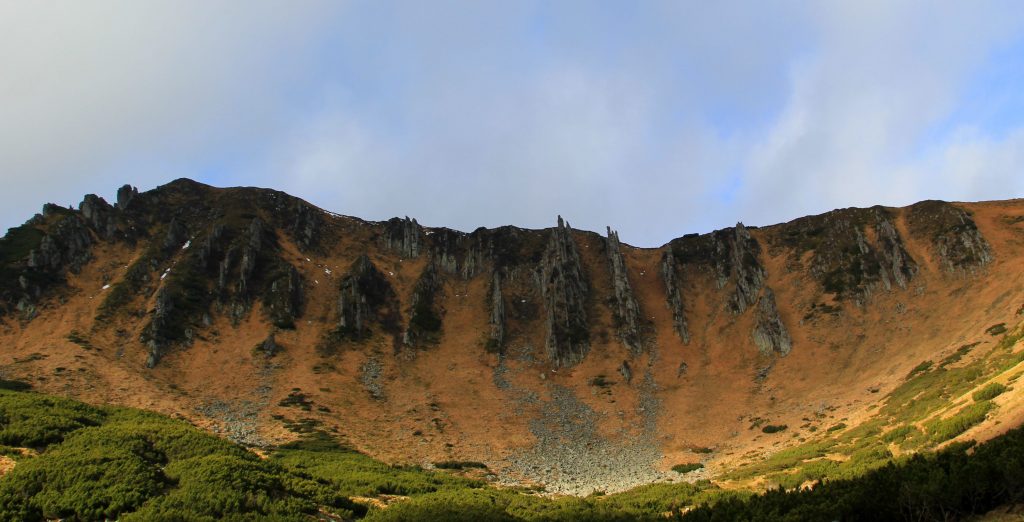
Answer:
314 280 319 285
521 299 526 303
306 258 311 262
324 268 331 275
388 271 394 276
182 240 191 250
102 284 110 290
160 268 171 280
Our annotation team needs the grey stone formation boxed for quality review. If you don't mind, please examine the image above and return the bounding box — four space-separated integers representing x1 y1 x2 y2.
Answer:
237 218 266 298
162 217 189 252
605 227 645 354
337 254 397 339
723 223 765 314
197 224 226 270
144 287 175 368
266 265 303 329
873 213 917 291
78 194 118 239
907 200 993 273
404 259 444 347
751 287 792 356
659 250 690 344
261 332 279 357
27 215 93 273
540 216 589 367
618 360 633 383
116 184 138 210
217 246 237 295
289 202 321 252
487 270 505 352
384 216 422 258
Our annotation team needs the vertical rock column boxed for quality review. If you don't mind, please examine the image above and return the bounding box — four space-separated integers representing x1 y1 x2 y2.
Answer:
540 216 590 367
488 270 505 351
660 250 690 344
605 227 644 354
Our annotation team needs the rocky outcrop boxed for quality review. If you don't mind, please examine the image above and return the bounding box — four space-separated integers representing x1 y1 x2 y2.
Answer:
260 332 279 357
540 217 589 367
384 217 422 258
618 360 633 384
162 218 189 252
336 255 399 340
776 207 917 300
751 288 792 356
404 259 444 348
660 251 690 344
265 265 303 329
605 227 644 354
724 224 765 313
116 184 138 210
197 224 226 271
27 215 93 273
288 202 322 252
143 287 175 368
78 194 119 239
237 218 267 298
907 201 992 273
487 270 505 352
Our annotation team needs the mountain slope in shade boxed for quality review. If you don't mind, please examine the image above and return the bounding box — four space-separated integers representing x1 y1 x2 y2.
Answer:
1 178 1023 494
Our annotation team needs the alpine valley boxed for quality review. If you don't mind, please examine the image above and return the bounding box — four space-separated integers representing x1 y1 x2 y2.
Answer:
2 178 1024 520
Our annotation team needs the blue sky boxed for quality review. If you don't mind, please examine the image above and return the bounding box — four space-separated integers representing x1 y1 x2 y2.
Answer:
2 1 1024 247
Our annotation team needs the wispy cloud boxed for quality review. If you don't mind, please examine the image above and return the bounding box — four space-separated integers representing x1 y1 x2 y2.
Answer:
2 2 1023 246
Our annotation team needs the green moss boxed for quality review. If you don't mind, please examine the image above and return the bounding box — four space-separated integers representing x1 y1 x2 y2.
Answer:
925 401 994 443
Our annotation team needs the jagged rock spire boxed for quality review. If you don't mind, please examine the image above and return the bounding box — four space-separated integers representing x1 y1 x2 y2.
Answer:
751 287 791 356
540 216 589 367
605 227 644 354
488 270 505 351
660 250 690 344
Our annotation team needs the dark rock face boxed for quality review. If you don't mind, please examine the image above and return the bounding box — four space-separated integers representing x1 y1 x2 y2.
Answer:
907 201 992 273
336 255 399 340
288 202 322 252
78 194 119 239
751 287 792 356
116 184 138 210
660 251 690 344
27 215 93 273
488 270 505 352
237 218 267 299
605 227 644 354
775 207 917 300
261 332 279 357
671 223 766 314
143 287 175 368
384 217 422 258
265 265 303 329
404 259 444 348
162 218 189 252
619 360 633 384
540 217 589 367
723 224 765 313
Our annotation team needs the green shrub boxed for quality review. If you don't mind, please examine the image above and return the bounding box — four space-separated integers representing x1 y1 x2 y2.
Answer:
434 460 488 470
972 382 1007 402
762 425 788 434
672 463 704 474
926 401 994 443
906 360 934 379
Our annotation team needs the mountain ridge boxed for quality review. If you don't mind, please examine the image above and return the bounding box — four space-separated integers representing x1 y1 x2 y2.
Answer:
2 178 1024 495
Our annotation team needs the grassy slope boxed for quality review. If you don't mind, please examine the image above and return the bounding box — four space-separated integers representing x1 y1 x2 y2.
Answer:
2 383 1024 521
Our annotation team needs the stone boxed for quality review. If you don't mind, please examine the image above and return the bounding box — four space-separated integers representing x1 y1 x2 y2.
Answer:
660 250 690 344
337 254 399 339
162 217 189 252
488 270 505 351
261 332 279 357
404 259 444 347
266 265 303 329
907 200 993 273
384 216 422 258
605 227 645 354
539 217 589 367
116 184 138 210
751 287 792 356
